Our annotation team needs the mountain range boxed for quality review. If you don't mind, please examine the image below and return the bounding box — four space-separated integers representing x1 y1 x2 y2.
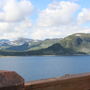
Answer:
0 33 90 56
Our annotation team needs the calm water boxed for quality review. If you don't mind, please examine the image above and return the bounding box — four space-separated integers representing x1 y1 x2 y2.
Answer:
0 56 90 82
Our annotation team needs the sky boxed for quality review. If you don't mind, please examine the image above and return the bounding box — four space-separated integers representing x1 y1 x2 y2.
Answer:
0 0 90 40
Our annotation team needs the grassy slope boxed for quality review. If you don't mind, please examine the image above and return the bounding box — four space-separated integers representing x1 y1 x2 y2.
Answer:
1 33 90 55
60 33 90 54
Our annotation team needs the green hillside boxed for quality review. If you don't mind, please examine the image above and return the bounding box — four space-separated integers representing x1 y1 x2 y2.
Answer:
0 33 90 56
60 33 90 54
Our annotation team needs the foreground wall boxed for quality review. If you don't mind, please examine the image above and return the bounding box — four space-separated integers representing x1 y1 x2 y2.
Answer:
0 70 24 90
1 71 90 90
25 73 90 90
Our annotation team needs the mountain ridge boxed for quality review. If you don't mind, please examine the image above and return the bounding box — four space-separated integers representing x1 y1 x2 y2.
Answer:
0 33 90 56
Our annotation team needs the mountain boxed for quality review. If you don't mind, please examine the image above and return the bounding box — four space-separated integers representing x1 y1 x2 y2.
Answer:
10 38 40 45
29 39 61 51
60 33 90 54
0 33 90 56
0 39 11 50
0 43 85 56
1 38 42 52
0 39 10 46
1 38 61 52
25 43 85 55
6 42 30 51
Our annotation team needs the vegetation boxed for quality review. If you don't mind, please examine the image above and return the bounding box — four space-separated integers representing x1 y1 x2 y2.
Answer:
0 33 90 56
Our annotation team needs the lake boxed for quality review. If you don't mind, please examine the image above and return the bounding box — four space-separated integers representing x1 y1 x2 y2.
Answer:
0 56 90 82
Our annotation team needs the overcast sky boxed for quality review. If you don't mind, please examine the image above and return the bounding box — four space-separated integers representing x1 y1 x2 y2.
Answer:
0 0 90 40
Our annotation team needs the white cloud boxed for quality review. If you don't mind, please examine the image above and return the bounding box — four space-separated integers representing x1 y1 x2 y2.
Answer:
0 0 90 40
31 1 81 40
0 0 33 40
77 8 90 24
31 25 90 40
31 1 90 40
69 0 80 2
37 1 79 27
0 0 33 22
0 19 32 40
31 27 62 39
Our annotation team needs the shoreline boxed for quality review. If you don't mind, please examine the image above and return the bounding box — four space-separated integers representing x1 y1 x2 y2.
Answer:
0 54 89 57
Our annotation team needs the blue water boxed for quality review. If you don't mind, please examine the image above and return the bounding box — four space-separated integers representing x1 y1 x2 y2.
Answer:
0 56 90 82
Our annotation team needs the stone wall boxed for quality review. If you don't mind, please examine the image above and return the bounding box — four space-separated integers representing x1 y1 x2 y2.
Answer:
1 71 90 90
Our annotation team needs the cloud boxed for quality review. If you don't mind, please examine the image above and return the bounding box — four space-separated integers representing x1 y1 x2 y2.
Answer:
31 25 90 40
0 18 31 38
0 0 89 40
0 18 32 40
0 0 33 40
31 1 81 40
31 1 90 40
69 0 80 2
31 26 62 39
77 8 90 24
0 0 33 22
37 1 79 27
